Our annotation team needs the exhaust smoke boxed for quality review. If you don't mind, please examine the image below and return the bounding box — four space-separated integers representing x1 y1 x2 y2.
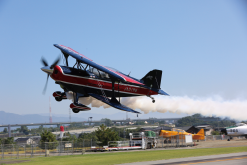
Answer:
121 96 247 121
66 91 247 121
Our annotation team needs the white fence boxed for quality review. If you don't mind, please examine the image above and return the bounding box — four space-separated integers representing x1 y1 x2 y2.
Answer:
204 135 246 141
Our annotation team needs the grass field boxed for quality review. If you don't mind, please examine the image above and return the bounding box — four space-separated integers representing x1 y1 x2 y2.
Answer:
1 146 247 165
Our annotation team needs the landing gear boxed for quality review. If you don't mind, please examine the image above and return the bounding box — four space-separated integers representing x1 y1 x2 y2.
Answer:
55 97 62 102
72 109 80 113
53 91 67 102
147 95 155 103
69 93 91 113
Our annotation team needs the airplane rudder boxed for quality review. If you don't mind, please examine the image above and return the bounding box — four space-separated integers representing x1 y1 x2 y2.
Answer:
197 129 204 135
141 69 162 89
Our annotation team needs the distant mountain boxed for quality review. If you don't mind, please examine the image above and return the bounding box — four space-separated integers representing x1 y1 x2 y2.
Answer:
0 110 187 131
0 110 187 127
0 111 86 125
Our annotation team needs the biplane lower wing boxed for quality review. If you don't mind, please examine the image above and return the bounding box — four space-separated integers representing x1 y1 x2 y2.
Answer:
88 93 141 114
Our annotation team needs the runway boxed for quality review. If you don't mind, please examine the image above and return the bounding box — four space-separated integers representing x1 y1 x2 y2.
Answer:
119 152 247 165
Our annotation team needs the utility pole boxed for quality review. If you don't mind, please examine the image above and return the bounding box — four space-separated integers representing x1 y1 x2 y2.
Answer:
217 118 219 133
69 108 71 123
124 128 126 141
8 124 11 137
88 117 92 126
49 97 52 123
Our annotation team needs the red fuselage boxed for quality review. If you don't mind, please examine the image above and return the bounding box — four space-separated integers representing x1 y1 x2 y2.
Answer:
51 65 159 97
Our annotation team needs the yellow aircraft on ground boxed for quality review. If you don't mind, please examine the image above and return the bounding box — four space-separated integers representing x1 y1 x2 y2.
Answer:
159 128 205 140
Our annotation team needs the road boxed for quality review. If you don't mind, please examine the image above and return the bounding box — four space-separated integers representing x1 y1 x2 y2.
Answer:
119 152 247 165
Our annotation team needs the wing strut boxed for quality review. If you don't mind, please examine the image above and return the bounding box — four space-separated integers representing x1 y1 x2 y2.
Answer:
118 82 120 103
110 77 119 104
63 52 69 66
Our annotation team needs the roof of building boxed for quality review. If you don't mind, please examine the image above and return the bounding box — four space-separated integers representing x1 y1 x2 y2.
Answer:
195 125 212 129
15 138 31 142
175 126 192 131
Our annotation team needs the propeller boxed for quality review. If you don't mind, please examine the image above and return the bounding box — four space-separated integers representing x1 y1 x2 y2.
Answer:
41 56 60 94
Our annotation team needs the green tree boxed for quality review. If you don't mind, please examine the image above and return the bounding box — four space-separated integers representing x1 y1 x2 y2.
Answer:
20 126 29 135
4 137 14 144
62 132 77 142
0 138 2 145
176 114 236 128
208 120 235 128
78 132 98 142
40 130 57 143
176 116 202 127
211 131 220 135
3 128 8 134
101 118 113 126
40 130 57 149
95 124 119 146
192 113 202 118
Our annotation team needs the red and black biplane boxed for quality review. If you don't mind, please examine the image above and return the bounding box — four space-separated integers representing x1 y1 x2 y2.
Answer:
41 44 169 115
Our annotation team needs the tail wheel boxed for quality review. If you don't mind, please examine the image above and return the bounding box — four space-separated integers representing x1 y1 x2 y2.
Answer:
55 97 62 102
72 109 80 113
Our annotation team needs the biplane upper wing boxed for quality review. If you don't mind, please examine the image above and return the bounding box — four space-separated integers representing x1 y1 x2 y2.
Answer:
54 44 143 85
88 93 141 114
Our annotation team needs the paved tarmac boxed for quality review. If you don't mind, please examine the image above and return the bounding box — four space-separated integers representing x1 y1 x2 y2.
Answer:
119 152 247 165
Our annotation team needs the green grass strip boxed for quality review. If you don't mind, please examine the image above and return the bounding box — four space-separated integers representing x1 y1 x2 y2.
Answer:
4 146 247 165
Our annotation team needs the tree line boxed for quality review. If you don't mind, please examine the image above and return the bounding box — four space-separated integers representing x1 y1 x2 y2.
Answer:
0 124 142 146
176 114 236 127
40 124 141 146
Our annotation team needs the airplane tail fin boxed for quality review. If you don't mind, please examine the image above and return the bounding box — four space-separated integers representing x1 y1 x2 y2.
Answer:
141 70 162 89
195 129 205 140
197 129 204 135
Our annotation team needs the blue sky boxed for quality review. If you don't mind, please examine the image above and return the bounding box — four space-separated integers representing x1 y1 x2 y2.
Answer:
1 0 247 119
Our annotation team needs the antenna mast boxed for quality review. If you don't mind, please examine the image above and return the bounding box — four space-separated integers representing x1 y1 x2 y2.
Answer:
69 108 71 123
49 97 52 123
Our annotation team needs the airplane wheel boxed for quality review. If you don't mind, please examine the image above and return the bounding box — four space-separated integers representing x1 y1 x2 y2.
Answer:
227 139 230 141
55 91 62 95
55 97 62 102
72 109 80 113
152 100 155 103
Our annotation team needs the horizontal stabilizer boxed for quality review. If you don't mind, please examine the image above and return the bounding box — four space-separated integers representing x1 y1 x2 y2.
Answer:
88 93 140 114
158 89 169 96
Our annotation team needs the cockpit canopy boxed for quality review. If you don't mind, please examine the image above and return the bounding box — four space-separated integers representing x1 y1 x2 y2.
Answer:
88 67 110 79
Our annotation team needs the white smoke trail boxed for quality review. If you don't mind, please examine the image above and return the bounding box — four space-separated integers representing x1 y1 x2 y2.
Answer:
120 95 247 121
66 92 111 108
66 92 247 121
